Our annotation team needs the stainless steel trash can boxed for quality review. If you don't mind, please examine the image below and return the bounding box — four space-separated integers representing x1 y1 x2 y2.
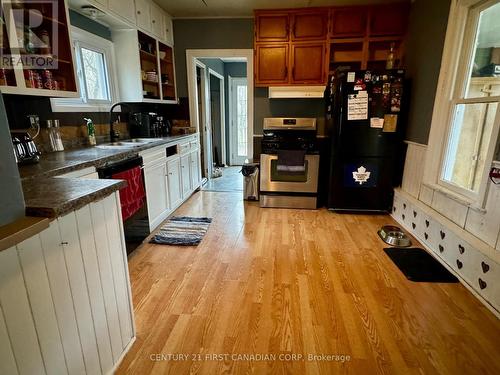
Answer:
241 163 259 200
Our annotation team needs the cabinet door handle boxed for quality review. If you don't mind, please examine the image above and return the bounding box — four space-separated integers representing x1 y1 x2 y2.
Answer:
152 20 156 24
137 10 141 15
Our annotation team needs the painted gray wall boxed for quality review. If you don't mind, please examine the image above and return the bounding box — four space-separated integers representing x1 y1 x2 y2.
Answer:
173 18 254 98
0 94 25 226
69 10 112 40
405 0 451 144
199 58 225 77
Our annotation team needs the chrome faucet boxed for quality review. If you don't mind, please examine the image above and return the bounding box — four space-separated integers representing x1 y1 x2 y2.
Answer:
109 102 129 142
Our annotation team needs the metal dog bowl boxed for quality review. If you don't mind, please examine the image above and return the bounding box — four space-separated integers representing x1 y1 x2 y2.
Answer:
378 225 411 247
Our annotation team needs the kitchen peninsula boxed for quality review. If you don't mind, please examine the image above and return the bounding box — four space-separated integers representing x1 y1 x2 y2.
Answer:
0 133 200 375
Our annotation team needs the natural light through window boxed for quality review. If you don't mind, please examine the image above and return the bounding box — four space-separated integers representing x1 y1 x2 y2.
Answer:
50 27 117 112
81 47 109 101
441 1 500 195
237 84 247 157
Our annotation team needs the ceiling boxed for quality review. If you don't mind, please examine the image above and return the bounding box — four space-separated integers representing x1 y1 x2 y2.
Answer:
155 0 407 18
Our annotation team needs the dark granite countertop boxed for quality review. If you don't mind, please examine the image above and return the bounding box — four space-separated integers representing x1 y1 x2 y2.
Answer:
19 134 195 180
19 134 196 219
23 178 127 218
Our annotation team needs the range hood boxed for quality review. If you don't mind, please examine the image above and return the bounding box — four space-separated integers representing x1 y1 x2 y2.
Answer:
268 85 326 99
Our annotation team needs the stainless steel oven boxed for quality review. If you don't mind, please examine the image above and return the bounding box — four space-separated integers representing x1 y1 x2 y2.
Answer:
259 118 320 209
260 153 320 208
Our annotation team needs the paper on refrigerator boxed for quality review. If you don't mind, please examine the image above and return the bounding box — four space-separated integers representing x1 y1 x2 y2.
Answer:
347 91 368 121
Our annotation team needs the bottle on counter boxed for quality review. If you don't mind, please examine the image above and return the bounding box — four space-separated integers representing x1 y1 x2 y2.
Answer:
84 117 96 146
47 119 64 151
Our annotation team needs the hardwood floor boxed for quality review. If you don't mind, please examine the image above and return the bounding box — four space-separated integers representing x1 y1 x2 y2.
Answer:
201 166 243 192
117 191 500 375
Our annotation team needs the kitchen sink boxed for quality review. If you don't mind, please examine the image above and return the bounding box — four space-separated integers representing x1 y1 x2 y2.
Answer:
96 138 158 149
127 138 157 143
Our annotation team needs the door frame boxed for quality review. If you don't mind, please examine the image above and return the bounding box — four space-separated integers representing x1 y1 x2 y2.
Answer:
194 59 212 179
207 68 226 166
228 76 249 165
186 49 254 168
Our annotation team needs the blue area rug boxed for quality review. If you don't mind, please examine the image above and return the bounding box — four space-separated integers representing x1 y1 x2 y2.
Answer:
150 216 212 246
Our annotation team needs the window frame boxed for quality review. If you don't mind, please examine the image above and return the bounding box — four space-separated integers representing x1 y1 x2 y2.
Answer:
50 26 119 112
424 0 500 208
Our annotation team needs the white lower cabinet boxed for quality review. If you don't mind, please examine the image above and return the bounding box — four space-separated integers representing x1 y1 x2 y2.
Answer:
167 157 182 209
180 154 191 198
0 193 135 375
140 136 201 232
143 159 169 231
190 149 201 189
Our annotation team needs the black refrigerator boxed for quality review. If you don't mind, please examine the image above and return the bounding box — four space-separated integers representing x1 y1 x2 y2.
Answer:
326 69 407 212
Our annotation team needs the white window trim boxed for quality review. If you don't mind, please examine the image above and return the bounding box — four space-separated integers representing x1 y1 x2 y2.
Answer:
50 26 119 112
228 75 249 165
423 0 500 209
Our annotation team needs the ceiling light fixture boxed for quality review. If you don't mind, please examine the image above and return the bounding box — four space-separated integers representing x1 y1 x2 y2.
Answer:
81 5 105 20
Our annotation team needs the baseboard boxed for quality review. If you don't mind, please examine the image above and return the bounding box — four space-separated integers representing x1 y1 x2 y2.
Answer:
107 336 137 375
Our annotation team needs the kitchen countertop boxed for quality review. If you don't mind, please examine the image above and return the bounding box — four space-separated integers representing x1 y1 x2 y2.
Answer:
0 216 49 252
23 177 127 218
19 134 196 219
20 134 195 180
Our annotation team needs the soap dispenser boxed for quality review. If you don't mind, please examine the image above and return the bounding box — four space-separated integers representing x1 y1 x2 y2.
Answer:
84 117 96 146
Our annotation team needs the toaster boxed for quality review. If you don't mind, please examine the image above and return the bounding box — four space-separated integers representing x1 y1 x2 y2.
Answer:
11 132 41 164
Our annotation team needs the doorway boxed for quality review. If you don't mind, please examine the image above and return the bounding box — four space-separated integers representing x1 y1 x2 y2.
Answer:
228 77 248 165
208 69 225 168
195 64 209 179
187 49 254 185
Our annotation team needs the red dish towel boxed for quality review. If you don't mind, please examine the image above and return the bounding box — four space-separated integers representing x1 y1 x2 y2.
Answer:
112 166 146 221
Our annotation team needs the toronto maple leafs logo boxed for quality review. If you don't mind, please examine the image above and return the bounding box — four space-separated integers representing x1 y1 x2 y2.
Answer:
352 166 371 185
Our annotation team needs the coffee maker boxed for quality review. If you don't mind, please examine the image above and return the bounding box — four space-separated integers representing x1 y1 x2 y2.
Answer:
129 112 171 138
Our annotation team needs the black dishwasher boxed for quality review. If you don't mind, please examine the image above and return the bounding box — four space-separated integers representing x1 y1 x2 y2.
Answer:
98 156 149 254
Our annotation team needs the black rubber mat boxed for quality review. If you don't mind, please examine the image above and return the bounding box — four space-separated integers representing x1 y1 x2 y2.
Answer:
383 248 459 283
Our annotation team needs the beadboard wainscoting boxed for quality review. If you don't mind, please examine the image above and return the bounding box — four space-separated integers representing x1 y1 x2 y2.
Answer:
392 189 500 317
401 141 500 249
395 141 500 315
401 141 428 198
0 192 135 375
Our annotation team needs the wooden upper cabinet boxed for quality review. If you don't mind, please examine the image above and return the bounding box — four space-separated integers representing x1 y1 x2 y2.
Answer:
370 4 410 36
255 12 290 42
255 44 289 85
291 11 328 41
330 7 368 37
291 43 326 84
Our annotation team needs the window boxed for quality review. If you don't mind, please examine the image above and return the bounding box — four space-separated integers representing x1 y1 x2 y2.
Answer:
436 0 500 203
80 47 110 101
51 27 118 112
236 83 248 157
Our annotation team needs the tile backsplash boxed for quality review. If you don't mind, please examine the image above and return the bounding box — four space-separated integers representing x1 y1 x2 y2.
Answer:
33 122 129 153
2 93 186 154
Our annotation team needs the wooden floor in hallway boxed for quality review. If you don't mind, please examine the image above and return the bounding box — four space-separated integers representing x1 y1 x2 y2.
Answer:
116 191 500 375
